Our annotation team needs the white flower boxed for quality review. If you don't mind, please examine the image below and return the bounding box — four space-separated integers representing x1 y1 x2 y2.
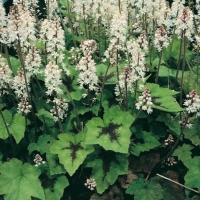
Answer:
44 60 63 96
136 87 153 114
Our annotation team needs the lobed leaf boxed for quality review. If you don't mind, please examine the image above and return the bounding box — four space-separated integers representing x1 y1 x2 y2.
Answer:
0 158 45 200
85 106 134 153
147 83 184 112
126 178 164 200
50 132 94 176
184 157 200 191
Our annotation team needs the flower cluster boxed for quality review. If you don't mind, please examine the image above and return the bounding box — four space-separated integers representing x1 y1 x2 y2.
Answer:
44 60 63 96
24 45 42 75
33 154 46 167
166 157 177 166
135 87 153 114
110 11 127 44
137 31 148 52
17 98 32 115
115 67 133 102
84 178 96 191
154 25 170 52
183 90 200 116
12 68 31 99
50 97 68 122
7 4 36 48
175 7 194 41
164 134 174 146
40 18 68 74
76 40 98 93
0 55 12 96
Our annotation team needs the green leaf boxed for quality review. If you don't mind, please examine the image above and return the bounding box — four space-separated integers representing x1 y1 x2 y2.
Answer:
147 83 184 112
172 144 193 165
130 131 160 156
85 106 134 153
50 132 94 176
9 113 25 144
0 158 45 200
0 110 12 139
44 175 69 200
126 178 164 200
28 135 55 155
184 157 200 191
85 152 128 194
0 111 25 143
184 119 200 146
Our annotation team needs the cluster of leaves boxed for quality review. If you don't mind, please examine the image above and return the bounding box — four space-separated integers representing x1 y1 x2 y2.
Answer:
0 0 200 200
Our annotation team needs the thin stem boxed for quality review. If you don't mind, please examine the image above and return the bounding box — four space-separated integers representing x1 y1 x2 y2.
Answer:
98 3 101 57
54 101 64 133
99 62 111 109
63 84 81 131
83 4 88 39
179 32 186 105
155 50 163 83
175 31 183 82
47 0 50 20
125 79 128 111
3 44 13 74
0 109 15 157
66 0 77 47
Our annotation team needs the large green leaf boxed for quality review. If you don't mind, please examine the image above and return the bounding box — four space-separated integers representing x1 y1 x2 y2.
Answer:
0 111 25 143
147 83 184 112
0 159 45 200
50 132 94 176
85 151 128 194
184 157 200 191
126 178 164 200
85 106 134 153
44 175 69 200
130 131 160 156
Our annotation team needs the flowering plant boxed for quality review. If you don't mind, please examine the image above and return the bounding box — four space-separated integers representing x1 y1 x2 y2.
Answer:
0 0 200 199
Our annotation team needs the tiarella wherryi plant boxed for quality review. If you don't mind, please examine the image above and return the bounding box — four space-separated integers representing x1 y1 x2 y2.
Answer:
0 0 200 199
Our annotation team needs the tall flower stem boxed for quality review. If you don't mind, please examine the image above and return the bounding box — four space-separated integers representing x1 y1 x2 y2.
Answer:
155 50 163 83
179 31 186 105
54 101 64 133
175 31 183 82
83 4 88 39
99 62 111 110
66 0 77 47
3 44 13 74
63 84 81 131
98 3 101 57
